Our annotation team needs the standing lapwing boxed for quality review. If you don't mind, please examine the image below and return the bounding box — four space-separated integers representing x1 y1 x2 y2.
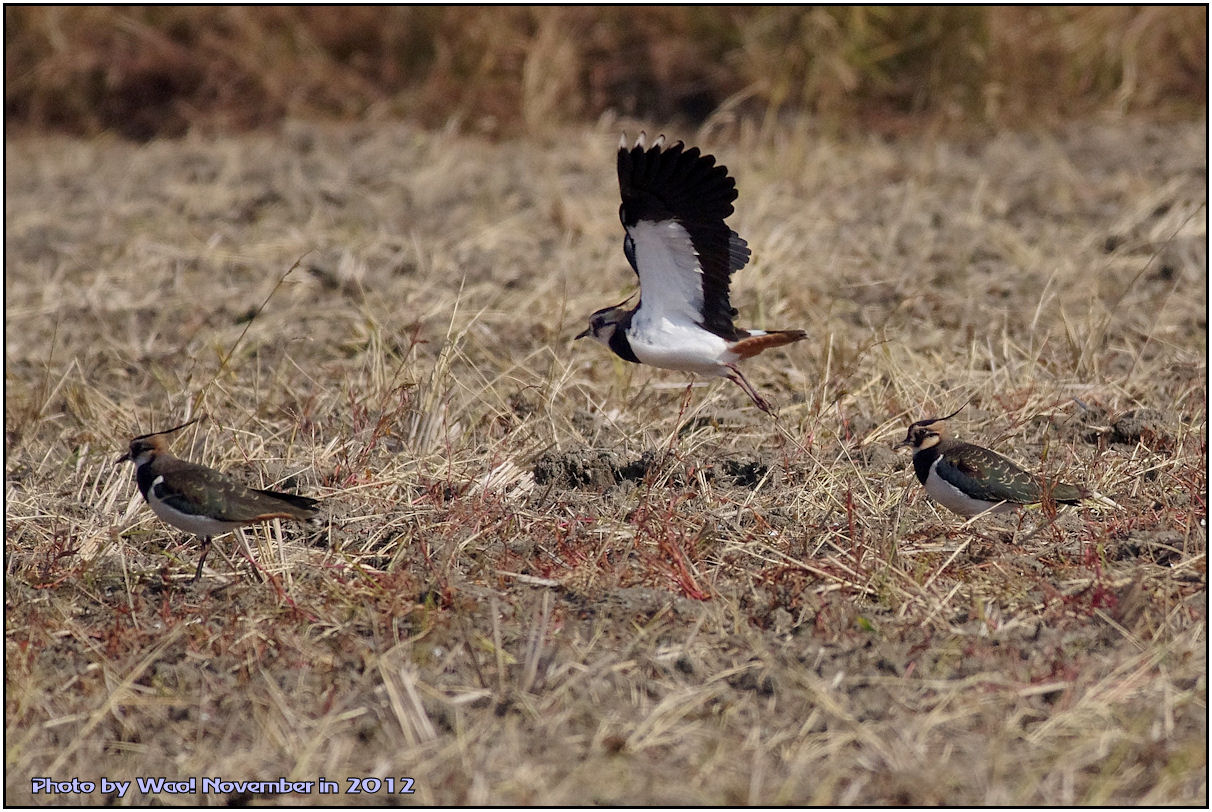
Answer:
118 418 320 580
896 406 1093 518
577 133 807 414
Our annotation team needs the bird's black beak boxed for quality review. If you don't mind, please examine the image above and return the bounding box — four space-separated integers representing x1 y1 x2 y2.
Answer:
574 328 591 340
115 451 131 464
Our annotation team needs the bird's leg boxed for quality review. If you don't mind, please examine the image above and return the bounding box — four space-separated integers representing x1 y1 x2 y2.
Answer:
192 536 213 582
725 364 774 415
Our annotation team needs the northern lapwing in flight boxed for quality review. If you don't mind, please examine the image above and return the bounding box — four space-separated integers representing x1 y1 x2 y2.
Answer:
577 133 807 415
118 418 320 580
896 405 1092 518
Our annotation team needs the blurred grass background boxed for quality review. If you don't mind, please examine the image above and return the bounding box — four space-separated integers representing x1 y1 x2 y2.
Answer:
5 5 1206 141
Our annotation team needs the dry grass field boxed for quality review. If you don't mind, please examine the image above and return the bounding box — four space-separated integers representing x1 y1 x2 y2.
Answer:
5 114 1207 805
6 7 1206 140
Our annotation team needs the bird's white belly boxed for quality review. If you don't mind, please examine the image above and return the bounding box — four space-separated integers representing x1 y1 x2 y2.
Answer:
924 459 1014 517
147 494 245 537
628 318 734 375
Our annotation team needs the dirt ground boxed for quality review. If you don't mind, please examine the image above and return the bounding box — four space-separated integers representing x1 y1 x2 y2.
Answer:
5 117 1206 805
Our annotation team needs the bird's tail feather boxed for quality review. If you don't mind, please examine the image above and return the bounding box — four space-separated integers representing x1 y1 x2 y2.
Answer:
253 489 321 518
731 329 808 359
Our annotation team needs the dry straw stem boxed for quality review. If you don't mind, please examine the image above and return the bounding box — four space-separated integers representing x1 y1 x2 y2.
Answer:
5 114 1207 805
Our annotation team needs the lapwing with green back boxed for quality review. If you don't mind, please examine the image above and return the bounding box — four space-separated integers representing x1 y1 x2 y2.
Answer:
118 418 320 580
896 406 1091 518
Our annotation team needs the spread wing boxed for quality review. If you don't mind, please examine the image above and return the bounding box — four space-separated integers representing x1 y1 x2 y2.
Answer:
618 135 750 341
623 229 750 278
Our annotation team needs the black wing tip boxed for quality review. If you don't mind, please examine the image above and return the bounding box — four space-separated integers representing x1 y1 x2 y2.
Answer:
617 130 738 225
259 489 321 515
620 131 680 155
